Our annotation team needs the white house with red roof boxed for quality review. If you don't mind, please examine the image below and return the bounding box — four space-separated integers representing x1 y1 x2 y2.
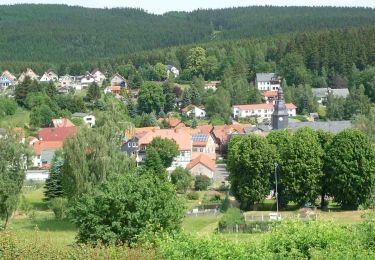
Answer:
233 103 297 122
186 154 216 179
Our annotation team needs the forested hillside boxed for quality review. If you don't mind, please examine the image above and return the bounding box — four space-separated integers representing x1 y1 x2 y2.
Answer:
0 4 375 64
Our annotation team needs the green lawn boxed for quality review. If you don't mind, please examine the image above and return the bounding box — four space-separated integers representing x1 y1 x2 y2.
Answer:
4 187 367 248
182 215 220 235
0 109 30 128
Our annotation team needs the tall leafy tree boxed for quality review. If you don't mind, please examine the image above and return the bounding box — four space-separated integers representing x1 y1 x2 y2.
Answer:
228 134 277 210
325 129 375 209
170 167 192 193
315 130 334 207
344 84 370 119
87 82 101 101
149 137 179 169
138 82 165 114
0 132 30 229
187 47 206 76
61 127 135 199
279 128 323 206
143 147 166 180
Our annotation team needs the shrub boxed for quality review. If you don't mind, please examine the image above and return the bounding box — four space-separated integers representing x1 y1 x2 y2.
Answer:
170 167 192 193
221 194 230 212
18 195 32 216
69 172 184 245
194 175 211 191
218 208 245 230
186 191 199 200
49 197 68 220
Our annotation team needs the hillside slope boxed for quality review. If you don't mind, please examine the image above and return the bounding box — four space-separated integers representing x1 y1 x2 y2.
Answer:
0 5 375 63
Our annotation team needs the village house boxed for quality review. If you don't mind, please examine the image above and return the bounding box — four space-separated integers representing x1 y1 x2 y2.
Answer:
31 141 63 168
122 128 192 170
186 154 216 179
233 103 297 122
104 85 121 95
31 122 78 168
80 72 96 87
111 73 127 88
18 68 39 82
40 70 59 82
59 75 82 91
256 73 280 91
182 105 206 118
52 118 75 128
91 69 106 83
0 70 17 90
204 81 220 91
262 91 278 104
192 133 216 160
312 87 350 105
166 65 179 78
211 124 250 156
72 113 96 127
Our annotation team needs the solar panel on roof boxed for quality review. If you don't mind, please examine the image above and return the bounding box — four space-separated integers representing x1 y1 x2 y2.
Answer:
192 134 208 142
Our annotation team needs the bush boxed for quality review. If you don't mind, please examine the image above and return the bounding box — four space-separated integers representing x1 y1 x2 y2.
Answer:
186 192 199 200
49 197 68 220
170 167 192 193
69 172 184 245
18 195 32 216
221 194 230 212
194 175 211 191
218 208 245 229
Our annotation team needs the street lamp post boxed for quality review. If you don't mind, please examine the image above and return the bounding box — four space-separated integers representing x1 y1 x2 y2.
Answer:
274 162 279 220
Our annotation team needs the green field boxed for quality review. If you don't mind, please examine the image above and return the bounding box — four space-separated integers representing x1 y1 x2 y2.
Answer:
3 187 368 248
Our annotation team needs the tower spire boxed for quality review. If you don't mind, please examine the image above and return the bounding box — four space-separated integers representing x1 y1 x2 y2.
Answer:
272 87 288 130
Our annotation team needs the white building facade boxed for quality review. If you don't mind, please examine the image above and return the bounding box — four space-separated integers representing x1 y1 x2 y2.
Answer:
233 103 297 122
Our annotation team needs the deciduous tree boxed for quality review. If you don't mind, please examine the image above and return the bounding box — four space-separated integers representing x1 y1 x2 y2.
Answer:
325 129 375 209
228 134 277 210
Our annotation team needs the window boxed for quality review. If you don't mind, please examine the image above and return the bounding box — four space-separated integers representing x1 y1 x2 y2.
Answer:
132 142 136 147
128 143 131 147
258 110 261 113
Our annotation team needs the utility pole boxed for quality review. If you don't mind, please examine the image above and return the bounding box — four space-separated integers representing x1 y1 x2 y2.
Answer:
274 162 279 220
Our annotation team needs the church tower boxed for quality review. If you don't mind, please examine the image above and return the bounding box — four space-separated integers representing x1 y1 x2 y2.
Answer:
272 88 289 130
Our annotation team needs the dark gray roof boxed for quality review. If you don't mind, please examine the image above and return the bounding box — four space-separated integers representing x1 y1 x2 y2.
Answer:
288 121 353 134
312 88 328 98
331 88 349 98
244 125 272 134
256 73 277 82
72 112 89 118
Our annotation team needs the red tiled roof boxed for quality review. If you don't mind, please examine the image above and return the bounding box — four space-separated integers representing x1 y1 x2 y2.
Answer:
138 129 192 151
198 125 213 135
233 103 297 110
37 126 78 142
262 91 278 98
52 118 75 128
157 118 185 128
187 154 216 171
32 141 63 155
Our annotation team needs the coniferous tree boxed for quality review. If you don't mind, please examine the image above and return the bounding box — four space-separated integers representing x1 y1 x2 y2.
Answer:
44 151 64 200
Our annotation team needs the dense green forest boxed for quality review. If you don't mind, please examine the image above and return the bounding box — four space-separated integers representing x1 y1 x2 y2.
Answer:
0 4 375 65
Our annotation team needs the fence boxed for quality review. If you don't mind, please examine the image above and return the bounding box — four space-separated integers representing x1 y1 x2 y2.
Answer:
217 222 274 234
186 208 219 217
